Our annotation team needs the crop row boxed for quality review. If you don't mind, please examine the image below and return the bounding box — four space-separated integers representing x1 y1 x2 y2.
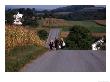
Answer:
5 25 44 51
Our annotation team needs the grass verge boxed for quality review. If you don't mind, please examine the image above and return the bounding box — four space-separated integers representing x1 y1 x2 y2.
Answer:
5 45 48 72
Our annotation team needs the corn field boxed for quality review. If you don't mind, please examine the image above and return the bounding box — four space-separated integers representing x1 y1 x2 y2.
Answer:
42 18 69 27
94 20 106 26
5 25 45 51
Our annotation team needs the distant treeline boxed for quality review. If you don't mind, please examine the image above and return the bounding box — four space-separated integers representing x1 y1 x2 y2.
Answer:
54 10 106 20
51 5 106 20
51 5 95 12
5 8 39 26
5 5 106 25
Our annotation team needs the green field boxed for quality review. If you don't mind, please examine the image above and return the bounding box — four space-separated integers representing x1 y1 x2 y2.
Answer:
63 20 106 32
5 45 47 72
39 19 106 33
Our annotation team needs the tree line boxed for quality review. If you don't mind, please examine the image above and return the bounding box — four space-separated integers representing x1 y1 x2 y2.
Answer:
5 5 106 26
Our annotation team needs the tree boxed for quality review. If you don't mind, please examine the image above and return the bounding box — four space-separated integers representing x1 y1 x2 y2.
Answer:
5 9 14 24
37 30 48 40
65 25 94 50
23 18 39 27
5 12 14 24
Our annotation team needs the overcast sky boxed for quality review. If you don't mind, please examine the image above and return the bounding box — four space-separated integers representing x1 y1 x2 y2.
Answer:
6 5 106 10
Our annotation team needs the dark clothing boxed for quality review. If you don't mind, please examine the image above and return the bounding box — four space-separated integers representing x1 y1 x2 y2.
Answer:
49 42 54 50
54 39 59 50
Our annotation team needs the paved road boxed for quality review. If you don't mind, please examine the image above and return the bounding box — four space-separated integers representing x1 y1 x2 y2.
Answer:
46 28 60 47
20 50 106 72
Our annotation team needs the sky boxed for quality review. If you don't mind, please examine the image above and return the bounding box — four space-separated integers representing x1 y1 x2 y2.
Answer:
6 5 106 10
6 5 66 10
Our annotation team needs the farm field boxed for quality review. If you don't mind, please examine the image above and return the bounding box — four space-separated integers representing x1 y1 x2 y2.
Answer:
91 32 106 38
5 25 48 72
60 31 106 38
39 18 106 33
94 20 106 26
42 18 70 27
5 25 45 51
63 20 106 33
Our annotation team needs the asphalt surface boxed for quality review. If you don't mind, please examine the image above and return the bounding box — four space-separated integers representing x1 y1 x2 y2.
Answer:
20 28 106 72
20 50 106 72
46 28 60 48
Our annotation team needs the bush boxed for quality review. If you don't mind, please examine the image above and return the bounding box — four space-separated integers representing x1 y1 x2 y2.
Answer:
37 30 48 40
65 25 94 50
23 19 39 27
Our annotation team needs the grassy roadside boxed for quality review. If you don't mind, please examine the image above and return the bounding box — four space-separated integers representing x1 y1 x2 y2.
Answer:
5 45 48 72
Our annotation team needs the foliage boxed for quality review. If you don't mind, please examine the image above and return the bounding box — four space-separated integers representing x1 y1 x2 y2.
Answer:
23 18 39 27
5 11 14 24
5 25 44 51
5 8 39 27
51 5 95 12
51 5 106 20
65 25 94 50
5 6 106 25
37 30 48 40
5 45 47 72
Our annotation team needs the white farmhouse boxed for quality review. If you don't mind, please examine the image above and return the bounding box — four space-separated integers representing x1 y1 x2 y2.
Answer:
13 12 23 25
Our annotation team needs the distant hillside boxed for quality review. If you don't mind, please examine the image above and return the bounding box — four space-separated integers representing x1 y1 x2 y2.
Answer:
51 5 95 12
5 5 106 22
50 5 106 20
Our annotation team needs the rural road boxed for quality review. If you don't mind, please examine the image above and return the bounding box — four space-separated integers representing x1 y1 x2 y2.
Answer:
46 28 60 47
20 50 106 72
20 28 106 72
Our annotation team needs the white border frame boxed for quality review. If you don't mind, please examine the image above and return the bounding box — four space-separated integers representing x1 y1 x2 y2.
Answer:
0 0 110 82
